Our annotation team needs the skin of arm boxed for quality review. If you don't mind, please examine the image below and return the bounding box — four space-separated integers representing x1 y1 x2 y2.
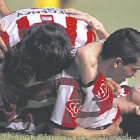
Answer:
0 0 10 17
64 9 109 40
49 118 122 137
75 42 102 84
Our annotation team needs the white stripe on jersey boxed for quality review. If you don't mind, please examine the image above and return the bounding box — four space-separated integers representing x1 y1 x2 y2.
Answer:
51 85 75 125
8 25 20 47
53 14 67 28
75 20 89 48
27 14 42 26
82 85 100 112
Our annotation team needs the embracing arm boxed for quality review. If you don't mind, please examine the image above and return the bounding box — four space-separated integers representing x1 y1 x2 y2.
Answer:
49 118 122 137
75 42 102 84
65 9 109 40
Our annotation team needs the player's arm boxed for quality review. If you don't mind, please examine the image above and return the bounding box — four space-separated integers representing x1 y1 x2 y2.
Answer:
49 42 122 137
75 42 102 84
0 0 10 17
49 117 122 137
64 9 109 40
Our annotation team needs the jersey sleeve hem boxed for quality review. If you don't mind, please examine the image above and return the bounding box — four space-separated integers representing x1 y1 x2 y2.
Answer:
80 72 99 87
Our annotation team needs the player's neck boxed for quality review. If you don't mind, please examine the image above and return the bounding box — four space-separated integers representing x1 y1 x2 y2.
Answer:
98 57 114 78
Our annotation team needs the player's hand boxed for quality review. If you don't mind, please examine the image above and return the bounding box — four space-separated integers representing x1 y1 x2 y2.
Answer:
0 24 7 62
64 8 109 39
105 117 123 136
64 8 104 31
105 78 121 96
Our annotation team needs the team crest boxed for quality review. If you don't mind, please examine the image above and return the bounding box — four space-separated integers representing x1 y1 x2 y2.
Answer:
92 80 111 102
66 99 82 117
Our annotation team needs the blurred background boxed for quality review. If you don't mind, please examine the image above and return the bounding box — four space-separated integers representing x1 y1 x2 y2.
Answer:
3 0 140 87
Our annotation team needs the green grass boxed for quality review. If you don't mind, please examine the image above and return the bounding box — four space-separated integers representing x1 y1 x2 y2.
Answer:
0 133 139 140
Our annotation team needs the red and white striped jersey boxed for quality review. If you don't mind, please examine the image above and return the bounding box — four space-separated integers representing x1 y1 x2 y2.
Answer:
0 7 96 49
75 72 121 129
0 7 96 132
0 70 121 132
27 68 83 129
26 71 121 129
0 8 121 132
76 84 131 129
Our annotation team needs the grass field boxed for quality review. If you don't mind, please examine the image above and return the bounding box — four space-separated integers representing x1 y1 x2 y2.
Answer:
0 133 139 140
1 0 140 139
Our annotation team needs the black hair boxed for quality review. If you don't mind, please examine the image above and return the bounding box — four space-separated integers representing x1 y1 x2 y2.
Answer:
101 28 140 65
0 22 74 111
3 22 73 86
120 112 140 138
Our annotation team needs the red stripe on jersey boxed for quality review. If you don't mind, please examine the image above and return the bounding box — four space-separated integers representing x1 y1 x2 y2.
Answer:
92 72 113 115
16 16 30 39
86 29 96 44
0 31 10 46
65 17 77 46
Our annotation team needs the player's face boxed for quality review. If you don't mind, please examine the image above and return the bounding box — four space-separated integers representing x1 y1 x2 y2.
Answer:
130 87 140 106
112 58 140 84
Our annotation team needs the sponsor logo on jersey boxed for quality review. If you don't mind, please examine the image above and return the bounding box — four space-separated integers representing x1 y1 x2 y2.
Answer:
15 8 69 17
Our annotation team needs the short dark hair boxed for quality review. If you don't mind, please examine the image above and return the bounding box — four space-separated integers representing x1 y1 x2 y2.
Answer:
4 22 73 86
101 28 140 65
120 112 140 138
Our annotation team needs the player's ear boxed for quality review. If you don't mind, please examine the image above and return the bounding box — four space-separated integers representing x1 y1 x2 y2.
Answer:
135 106 140 116
113 57 122 68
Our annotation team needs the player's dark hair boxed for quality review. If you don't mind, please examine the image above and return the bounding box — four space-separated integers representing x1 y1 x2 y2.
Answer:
101 28 140 65
3 22 73 86
120 112 140 138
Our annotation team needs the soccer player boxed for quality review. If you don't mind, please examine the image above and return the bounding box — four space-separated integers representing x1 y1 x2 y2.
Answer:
0 7 100 61
0 7 109 66
22 27 140 137
0 7 113 136
63 9 140 137
0 20 77 134
1 8 140 138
